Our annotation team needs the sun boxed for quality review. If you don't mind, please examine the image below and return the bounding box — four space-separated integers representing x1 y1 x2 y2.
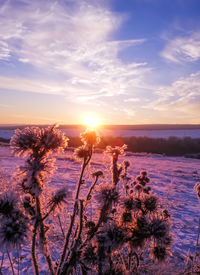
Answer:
83 115 100 128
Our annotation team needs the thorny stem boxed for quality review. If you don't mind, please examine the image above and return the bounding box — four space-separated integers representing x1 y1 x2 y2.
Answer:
86 176 99 202
0 253 4 275
195 217 200 253
56 151 92 275
97 245 103 275
17 248 20 275
112 159 119 186
57 215 65 238
61 200 84 274
31 220 39 275
42 204 55 221
36 197 55 275
80 203 109 250
7 250 15 275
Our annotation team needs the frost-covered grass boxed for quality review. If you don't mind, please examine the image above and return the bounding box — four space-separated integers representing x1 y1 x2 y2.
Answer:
0 127 200 274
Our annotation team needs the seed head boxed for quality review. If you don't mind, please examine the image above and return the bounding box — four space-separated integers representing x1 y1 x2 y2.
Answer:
10 126 68 157
48 187 70 210
0 210 29 251
143 195 158 212
74 145 90 160
95 183 119 207
105 144 127 161
0 192 18 217
91 170 104 178
121 211 132 224
80 129 100 146
150 218 169 240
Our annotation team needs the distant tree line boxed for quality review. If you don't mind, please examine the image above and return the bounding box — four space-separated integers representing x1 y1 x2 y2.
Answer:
1 136 200 156
67 136 200 156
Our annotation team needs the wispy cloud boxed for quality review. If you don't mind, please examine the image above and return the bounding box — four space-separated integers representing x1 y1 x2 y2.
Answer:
145 71 200 122
161 32 200 63
0 41 10 60
0 76 64 95
0 0 149 103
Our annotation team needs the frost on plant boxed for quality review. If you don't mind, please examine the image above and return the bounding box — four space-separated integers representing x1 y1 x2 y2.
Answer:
0 126 173 274
0 192 28 251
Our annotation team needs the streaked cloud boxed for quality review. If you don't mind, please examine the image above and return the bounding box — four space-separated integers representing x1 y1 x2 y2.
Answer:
145 72 200 122
0 76 64 95
0 0 149 103
161 32 200 63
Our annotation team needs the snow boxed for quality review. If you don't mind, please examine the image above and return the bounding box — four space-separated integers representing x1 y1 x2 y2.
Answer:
0 145 200 274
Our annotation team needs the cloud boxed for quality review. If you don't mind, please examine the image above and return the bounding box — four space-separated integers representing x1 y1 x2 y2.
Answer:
147 72 200 121
0 0 149 103
0 76 64 95
161 32 200 63
0 41 10 60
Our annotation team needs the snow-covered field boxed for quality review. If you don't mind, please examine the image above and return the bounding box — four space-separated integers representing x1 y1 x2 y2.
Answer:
0 145 200 274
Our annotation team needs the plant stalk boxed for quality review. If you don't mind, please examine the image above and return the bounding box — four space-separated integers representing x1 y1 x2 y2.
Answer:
56 153 92 275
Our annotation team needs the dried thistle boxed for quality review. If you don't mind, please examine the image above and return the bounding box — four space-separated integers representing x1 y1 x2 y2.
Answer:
80 129 100 146
95 183 119 207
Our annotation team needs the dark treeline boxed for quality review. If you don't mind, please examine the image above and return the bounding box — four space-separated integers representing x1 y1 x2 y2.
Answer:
1 136 200 156
67 136 200 156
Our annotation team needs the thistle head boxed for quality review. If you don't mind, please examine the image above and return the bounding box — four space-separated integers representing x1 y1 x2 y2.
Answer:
143 194 158 212
91 170 104 178
106 223 126 250
0 210 29 251
123 160 130 169
10 125 68 157
105 144 127 161
74 145 90 160
48 187 70 210
120 211 132 224
39 125 68 153
150 217 169 240
10 127 41 156
0 192 18 217
123 197 135 211
95 183 119 208
136 171 150 187
80 129 100 146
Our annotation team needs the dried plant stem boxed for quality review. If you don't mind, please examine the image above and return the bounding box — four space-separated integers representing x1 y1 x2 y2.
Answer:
0 253 4 275
112 159 118 186
57 215 65 238
86 176 98 201
7 250 15 275
42 204 56 221
56 154 91 275
17 248 20 275
31 221 39 275
195 217 200 253
80 203 109 250
61 200 84 274
97 245 103 275
36 197 55 275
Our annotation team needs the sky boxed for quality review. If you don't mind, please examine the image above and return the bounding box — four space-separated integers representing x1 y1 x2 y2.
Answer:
0 0 200 125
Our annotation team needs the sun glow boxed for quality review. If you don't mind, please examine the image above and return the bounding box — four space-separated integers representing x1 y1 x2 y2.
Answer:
83 115 100 128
